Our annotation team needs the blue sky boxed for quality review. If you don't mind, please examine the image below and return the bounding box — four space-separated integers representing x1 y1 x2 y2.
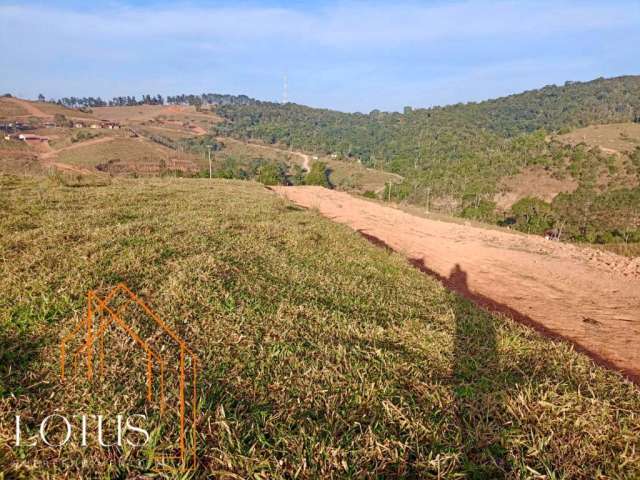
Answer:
1 0 639 112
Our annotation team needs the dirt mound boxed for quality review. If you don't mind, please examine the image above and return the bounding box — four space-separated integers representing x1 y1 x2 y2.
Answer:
275 186 640 382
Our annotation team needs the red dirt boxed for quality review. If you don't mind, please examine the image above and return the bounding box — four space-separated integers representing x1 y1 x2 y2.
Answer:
275 186 640 382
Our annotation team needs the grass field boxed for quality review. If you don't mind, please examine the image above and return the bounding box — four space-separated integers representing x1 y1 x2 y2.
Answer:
56 137 169 167
0 98 29 118
324 158 402 193
1 175 639 478
0 140 44 175
557 123 640 153
34 102 97 119
55 137 202 174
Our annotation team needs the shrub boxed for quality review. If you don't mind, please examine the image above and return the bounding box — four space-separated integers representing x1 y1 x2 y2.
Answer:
258 163 287 186
362 190 378 199
510 197 554 234
461 199 497 223
304 161 332 188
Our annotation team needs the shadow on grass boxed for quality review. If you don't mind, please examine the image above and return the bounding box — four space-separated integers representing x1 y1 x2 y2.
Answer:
351 230 564 476
353 228 639 386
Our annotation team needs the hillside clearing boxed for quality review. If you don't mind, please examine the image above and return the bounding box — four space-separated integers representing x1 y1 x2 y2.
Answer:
494 166 579 210
1 175 639 478
55 137 201 174
557 122 640 153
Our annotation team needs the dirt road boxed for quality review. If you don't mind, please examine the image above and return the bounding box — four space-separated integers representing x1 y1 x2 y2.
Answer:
39 136 115 160
222 137 312 171
275 186 640 381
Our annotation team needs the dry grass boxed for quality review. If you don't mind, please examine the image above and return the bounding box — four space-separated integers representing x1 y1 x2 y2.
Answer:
0 140 43 175
557 123 640 154
57 138 167 168
494 166 579 210
34 102 97 119
324 158 403 193
592 242 640 258
0 98 29 118
0 175 639 478
56 137 201 174
95 105 221 125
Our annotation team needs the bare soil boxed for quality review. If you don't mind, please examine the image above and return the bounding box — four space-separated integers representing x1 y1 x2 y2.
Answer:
494 166 578 210
275 186 640 382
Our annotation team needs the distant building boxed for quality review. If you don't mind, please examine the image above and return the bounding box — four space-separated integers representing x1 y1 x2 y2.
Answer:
89 124 100 129
18 134 49 144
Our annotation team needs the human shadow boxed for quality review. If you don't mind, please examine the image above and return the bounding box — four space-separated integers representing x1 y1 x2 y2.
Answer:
447 264 503 477
353 228 638 385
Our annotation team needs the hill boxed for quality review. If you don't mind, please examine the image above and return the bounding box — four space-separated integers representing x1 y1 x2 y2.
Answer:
1 174 639 477
212 76 640 244
4 76 639 244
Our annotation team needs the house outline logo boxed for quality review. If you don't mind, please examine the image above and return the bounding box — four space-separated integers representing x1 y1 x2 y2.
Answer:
60 283 198 468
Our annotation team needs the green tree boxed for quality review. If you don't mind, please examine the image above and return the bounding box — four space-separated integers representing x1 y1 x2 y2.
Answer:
510 197 554 234
304 162 332 188
257 163 286 186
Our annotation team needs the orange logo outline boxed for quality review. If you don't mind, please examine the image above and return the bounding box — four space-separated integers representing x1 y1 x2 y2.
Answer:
60 283 198 468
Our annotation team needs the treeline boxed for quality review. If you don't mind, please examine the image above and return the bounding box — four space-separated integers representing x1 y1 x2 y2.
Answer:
50 92 260 109
53 95 163 108
503 186 640 244
165 93 258 106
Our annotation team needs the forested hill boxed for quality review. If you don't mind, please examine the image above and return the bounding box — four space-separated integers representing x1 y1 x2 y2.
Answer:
214 75 640 244
214 75 640 160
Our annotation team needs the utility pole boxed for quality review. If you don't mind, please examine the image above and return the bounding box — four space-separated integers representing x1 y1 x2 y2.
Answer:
207 145 212 179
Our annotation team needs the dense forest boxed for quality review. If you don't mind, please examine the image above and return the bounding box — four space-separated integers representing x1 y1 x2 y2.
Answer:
212 76 640 244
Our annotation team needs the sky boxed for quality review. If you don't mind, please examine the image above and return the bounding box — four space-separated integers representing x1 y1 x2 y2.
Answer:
0 0 639 112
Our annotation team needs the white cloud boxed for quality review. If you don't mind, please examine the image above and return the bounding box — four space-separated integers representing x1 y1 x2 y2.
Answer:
1 1 637 50
0 0 637 110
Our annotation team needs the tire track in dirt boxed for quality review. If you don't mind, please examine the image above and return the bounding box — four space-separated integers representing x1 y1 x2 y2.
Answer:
275 186 640 383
